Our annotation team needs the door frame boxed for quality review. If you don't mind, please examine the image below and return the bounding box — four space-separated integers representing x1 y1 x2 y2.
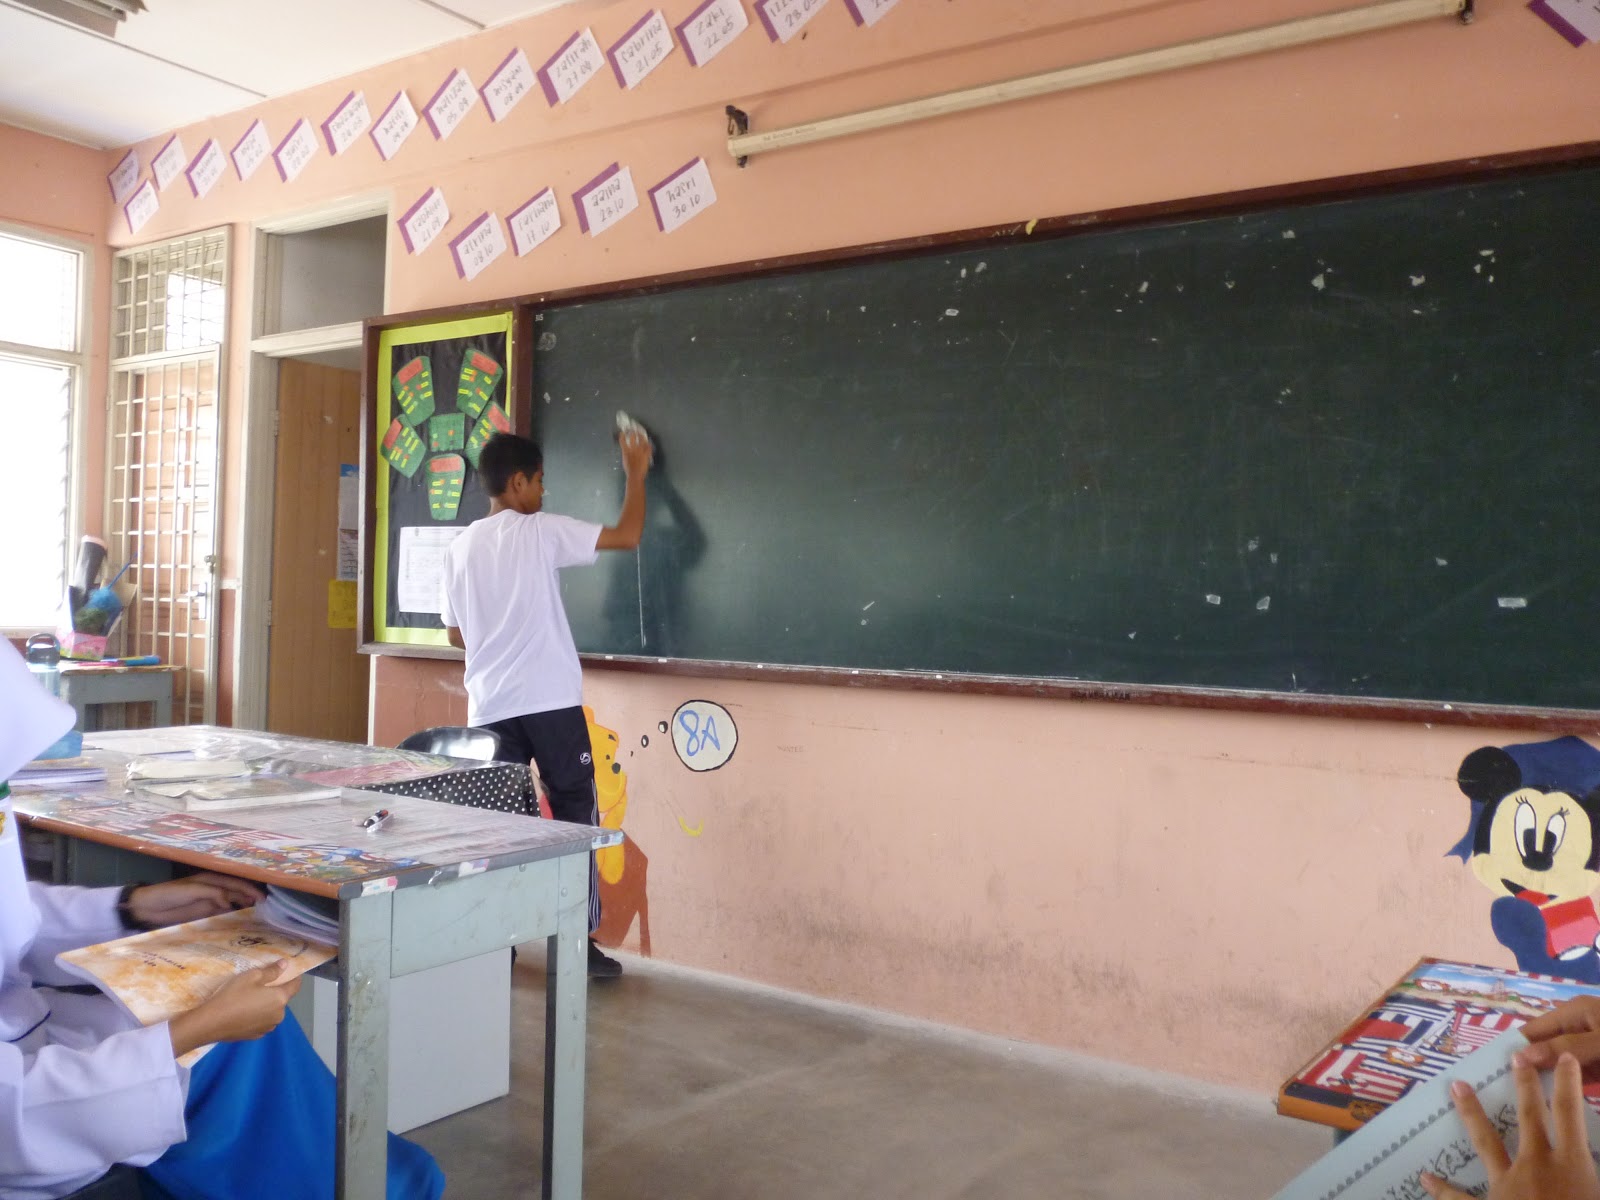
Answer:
234 195 388 734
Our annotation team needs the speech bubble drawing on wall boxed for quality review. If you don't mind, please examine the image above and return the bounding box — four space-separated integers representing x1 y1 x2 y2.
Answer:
670 700 737 772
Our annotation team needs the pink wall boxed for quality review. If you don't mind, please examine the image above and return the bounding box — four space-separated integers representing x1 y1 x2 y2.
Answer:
96 0 1600 1092
1 123 112 565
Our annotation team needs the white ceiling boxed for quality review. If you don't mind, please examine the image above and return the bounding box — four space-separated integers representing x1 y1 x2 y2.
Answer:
0 0 600 148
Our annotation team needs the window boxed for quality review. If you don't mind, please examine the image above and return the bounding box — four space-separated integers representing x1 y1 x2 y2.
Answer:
0 229 85 631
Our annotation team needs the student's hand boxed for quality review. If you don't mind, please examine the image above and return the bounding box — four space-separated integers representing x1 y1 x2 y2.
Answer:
1420 1054 1600 1200
619 428 654 478
168 962 300 1056
127 873 264 927
1517 996 1600 1083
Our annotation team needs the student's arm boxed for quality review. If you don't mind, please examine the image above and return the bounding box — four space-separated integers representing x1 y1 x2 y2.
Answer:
445 626 465 650
596 429 654 551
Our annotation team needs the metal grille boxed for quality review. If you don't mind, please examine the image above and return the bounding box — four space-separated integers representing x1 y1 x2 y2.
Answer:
113 232 227 358
108 230 227 725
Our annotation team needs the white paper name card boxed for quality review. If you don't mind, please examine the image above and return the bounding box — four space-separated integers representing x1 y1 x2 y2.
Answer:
398 187 450 255
107 151 139 203
842 0 898 26
538 28 605 105
1533 0 1600 43
371 92 418 161
756 0 828 42
508 188 561 256
274 120 318 182
573 163 638 237
448 213 508 282
425 69 478 140
151 136 186 191
322 90 371 156
608 10 674 89
677 0 750 66
649 158 718 234
482 48 537 122
124 181 158 234
675 0 748 65
185 140 226 199
231 121 270 180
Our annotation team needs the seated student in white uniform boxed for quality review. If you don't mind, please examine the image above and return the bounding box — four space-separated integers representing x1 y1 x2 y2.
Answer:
0 639 444 1200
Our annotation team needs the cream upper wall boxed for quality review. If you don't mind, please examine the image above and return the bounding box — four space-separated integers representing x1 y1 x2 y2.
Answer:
1 122 113 557
82 0 1600 1093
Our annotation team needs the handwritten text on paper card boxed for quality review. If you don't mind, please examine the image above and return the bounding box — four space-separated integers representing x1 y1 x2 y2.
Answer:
650 158 717 234
125 182 158 235
842 0 898 26
609 10 675 89
508 189 562 256
371 92 418 160
274 120 318 182
574 164 639 237
482 49 537 121
539 29 606 105
232 121 270 180
152 137 186 191
398 188 450 255
107 152 139 203
323 91 372 156
677 0 750 65
449 213 508 282
186 140 226 199
425 69 478 140
756 0 828 43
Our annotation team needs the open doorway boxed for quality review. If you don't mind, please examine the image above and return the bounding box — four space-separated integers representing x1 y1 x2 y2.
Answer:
236 205 386 739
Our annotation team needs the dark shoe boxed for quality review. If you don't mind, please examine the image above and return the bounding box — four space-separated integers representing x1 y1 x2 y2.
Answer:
588 939 622 979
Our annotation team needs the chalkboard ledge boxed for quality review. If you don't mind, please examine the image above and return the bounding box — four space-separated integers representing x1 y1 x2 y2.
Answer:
581 655 1600 735
358 642 1600 733
361 642 463 661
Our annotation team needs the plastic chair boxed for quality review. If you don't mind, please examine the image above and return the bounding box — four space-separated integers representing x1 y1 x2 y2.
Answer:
397 725 504 761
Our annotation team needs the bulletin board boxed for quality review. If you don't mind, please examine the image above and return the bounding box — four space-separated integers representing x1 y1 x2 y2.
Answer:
365 309 523 648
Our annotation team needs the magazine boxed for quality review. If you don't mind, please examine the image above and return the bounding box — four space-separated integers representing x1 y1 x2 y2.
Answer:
55 908 337 1063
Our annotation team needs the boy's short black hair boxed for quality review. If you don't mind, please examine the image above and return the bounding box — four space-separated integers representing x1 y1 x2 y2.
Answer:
478 433 543 496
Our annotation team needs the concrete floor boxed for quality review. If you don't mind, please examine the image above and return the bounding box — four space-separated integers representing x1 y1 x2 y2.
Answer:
411 954 1329 1199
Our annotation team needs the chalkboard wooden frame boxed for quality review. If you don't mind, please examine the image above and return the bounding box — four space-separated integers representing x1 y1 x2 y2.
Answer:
359 141 1600 732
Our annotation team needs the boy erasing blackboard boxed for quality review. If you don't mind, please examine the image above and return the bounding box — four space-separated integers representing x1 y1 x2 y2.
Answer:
440 426 653 978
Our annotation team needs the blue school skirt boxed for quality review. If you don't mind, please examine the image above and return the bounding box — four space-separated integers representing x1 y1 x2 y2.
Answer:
139 1011 444 1200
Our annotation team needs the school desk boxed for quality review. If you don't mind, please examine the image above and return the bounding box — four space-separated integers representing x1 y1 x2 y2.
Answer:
12 726 618 1200
56 663 177 731
1277 957 1600 1135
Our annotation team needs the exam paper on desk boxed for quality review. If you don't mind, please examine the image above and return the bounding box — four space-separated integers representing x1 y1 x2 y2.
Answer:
226 791 620 867
1273 1030 1600 1200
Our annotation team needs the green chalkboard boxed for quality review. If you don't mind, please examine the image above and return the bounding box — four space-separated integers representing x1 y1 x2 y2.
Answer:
532 161 1600 709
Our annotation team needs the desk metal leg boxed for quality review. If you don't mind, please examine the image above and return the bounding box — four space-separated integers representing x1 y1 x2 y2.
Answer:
544 853 588 1200
153 691 172 726
337 890 394 1200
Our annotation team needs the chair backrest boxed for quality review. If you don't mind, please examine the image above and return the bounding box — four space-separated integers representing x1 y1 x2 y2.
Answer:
397 725 504 762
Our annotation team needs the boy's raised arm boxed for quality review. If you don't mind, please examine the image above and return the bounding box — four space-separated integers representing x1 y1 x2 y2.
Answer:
597 428 654 551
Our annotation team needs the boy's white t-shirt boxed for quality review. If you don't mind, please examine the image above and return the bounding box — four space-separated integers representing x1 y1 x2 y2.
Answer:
438 509 602 725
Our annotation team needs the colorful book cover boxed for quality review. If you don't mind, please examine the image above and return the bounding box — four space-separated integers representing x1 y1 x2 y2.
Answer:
456 349 504 419
428 412 466 452
393 355 437 426
464 401 512 468
1278 957 1600 1131
380 417 426 478
426 453 467 520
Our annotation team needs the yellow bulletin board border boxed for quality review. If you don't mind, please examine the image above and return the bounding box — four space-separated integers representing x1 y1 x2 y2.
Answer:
373 310 515 647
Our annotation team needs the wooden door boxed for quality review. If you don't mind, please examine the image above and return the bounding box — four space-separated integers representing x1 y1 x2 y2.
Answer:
266 360 367 741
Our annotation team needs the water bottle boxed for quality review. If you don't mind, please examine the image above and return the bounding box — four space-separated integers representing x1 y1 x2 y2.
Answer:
23 634 62 698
